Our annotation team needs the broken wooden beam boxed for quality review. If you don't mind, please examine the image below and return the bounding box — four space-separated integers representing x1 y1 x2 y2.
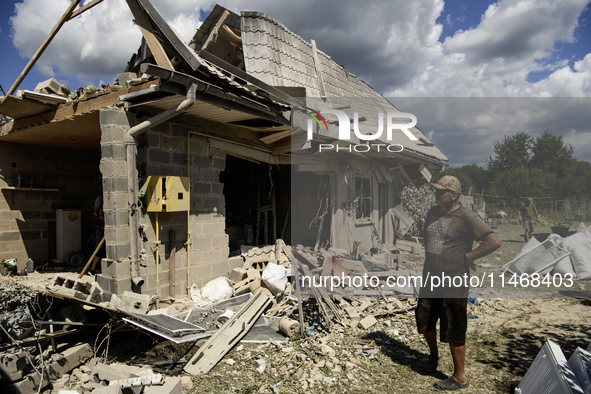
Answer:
183 289 271 375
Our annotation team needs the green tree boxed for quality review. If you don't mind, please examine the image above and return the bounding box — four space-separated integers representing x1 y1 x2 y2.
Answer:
433 164 488 194
529 131 574 176
488 167 559 202
557 159 591 197
486 132 532 174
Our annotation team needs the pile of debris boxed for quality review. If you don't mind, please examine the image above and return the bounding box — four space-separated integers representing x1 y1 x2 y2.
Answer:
0 238 426 392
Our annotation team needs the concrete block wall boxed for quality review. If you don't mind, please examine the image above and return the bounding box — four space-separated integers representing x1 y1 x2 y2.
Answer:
0 142 101 267
97 108 231 296
99 108 135 263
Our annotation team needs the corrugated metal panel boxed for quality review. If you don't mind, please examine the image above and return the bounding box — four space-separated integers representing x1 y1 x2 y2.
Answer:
569 348 591 394
502 238 570 275
517 340 585 394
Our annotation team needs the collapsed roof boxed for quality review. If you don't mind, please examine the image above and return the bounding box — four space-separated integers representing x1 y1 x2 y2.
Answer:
0 0 447 168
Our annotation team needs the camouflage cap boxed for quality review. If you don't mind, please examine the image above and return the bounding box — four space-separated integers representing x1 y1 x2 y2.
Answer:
432 175 461 194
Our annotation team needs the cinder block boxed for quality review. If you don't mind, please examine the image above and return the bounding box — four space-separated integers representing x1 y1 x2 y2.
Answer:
98 275 133 295
99 159 127 178
211 260 230 278
117 72 137 86
103 208 128 227
105 227 131 244
120 291 151 314
213 157 226 170
228 256 244 271
0 351 27 373
161 135 187 152
229 268 247 283
34 77 70 96
92 362 136 381
101 124 128 143
55 304 86 324
193 237 211 250
357 315 378 330
0 365 23 382
143 376 183 394
100 108 134 127
106 243 131 262
101 259 131 278
47 343 93 380
211 235 228 249
345 307 360 319
11 372 42 393
92 385 123 394
193 182 210 194
86 283 104 303
96 274 111 293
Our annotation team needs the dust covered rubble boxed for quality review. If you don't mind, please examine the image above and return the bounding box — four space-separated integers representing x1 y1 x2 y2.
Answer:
0 239 505 392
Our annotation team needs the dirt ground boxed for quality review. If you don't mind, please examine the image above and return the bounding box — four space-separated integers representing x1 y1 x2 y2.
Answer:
4 221 591 393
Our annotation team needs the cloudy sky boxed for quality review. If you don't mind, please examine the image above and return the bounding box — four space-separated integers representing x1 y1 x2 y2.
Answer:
1 0 590 166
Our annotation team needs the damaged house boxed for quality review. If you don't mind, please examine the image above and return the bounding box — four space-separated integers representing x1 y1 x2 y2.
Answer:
0 0 447 298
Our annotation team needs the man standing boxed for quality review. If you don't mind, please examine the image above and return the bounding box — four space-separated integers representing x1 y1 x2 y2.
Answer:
517 197 540 242
415 175 500 390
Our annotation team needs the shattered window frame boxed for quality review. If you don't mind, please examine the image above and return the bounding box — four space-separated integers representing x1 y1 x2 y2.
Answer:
354 176 371 221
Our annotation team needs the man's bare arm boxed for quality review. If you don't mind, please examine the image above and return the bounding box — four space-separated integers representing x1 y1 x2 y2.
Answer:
465 232 501 271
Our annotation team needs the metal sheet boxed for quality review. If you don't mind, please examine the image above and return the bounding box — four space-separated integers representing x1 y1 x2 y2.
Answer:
122 310 208 344
569 348 591 394
503 239 570 275
517 340 585 394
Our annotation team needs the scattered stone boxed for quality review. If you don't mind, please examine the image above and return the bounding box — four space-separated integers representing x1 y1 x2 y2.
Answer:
357 315 378 329
319 344 336 357
255 358 266 373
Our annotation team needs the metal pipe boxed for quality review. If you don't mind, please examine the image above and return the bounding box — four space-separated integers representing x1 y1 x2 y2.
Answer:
126 83 199 289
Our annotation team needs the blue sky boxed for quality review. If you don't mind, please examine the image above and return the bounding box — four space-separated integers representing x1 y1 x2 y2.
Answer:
1 0 591 165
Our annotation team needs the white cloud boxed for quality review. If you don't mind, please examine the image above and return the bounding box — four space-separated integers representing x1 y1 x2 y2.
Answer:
397 98 591 166
8 0 591 97
388 0 591 97
9 0 213 87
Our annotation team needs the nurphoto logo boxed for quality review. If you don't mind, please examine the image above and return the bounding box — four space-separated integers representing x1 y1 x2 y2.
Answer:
301 107 418 153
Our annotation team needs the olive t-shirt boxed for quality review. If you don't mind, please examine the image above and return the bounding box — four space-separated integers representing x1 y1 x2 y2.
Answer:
421 204 494 297
519 203 537 220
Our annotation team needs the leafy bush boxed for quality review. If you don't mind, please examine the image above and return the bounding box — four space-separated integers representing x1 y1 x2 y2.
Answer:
400 184 435 237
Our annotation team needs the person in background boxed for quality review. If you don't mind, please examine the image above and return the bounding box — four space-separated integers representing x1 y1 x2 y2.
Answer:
517 197 540 242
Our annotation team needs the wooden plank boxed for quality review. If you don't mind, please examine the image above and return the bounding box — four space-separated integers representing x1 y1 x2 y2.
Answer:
68 0 104 20
0 95 53 119
311 40 326 97
397 161 414 186
183 289 271 375
259 129 291 145
7 0 83 96
200 10 230 51
140 26 175 70
392 204 414 238
209 138 278 164
126 0 174 70
169 230 176 297
136 0 201 71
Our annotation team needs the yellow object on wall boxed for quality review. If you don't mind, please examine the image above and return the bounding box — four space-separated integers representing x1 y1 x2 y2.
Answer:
146 176 190 212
